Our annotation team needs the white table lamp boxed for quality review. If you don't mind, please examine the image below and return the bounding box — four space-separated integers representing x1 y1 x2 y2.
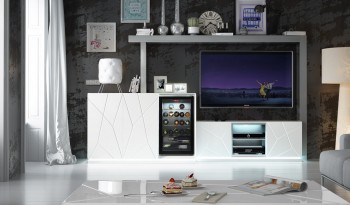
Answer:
322 47 350 149
98 58 123 92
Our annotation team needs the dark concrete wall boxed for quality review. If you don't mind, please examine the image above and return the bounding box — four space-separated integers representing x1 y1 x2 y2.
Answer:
64 0 350 159
9 0 22 178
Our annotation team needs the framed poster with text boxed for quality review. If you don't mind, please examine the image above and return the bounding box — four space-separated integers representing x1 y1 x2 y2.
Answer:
236 0 266 34
121 0 150 23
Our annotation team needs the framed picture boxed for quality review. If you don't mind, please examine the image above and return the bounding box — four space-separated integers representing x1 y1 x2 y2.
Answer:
87 23 116 52
173 83 187 93
164 83 173 93
236 0 266 35
154 76 167 93
121 0 150 23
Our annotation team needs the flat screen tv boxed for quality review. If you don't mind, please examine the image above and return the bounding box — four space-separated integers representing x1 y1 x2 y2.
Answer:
200 51 293 108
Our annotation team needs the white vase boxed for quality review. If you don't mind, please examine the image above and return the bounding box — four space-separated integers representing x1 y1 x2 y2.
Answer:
157 0 168 35
170 0 184 35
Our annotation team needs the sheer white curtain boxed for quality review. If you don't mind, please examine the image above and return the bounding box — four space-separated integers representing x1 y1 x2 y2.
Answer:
45 0 76 165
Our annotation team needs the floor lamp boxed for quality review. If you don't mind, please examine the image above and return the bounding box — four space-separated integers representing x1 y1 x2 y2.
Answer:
322 47 350 149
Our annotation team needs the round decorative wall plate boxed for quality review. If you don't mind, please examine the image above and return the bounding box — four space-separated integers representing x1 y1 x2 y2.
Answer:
198 11 223 35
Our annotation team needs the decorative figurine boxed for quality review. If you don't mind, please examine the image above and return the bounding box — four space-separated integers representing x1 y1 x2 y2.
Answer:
239 27 248 35
129 75 140 93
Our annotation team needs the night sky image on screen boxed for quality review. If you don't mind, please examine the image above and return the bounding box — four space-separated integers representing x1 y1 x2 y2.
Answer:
200 51 293 108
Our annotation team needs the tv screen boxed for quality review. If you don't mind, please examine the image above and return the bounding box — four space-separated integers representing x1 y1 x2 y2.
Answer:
200 51 293 108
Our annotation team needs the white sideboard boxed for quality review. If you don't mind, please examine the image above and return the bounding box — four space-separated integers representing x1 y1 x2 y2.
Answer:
88 93 303 161
88 93 159 159
196 121 302 159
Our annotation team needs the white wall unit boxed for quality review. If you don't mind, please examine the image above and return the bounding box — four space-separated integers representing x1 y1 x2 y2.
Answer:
88 93 159 159
196 121 302 159
88 94 302 161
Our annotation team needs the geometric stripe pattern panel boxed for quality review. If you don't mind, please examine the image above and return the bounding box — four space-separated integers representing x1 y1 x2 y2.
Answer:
196 122 232 158
266 122 302 158
88 93 159 159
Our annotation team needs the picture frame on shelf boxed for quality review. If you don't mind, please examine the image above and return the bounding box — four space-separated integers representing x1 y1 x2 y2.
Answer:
173 83 187 93
121 0 150 23
154 76 167 93
87 23 116 52
164 83 173 93
235 0 266 35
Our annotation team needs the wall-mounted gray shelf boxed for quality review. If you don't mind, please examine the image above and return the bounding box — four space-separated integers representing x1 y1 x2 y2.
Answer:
128 34 307 159
128 35 306 44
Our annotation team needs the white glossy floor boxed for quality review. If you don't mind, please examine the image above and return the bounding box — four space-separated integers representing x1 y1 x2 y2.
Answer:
0 160 349 205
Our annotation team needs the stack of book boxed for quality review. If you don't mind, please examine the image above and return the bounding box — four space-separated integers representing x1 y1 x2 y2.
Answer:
136 29 154 36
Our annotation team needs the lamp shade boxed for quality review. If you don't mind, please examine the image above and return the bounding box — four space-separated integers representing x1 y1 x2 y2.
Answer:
322 47 350 149
322 47 350 84
98 58 122 84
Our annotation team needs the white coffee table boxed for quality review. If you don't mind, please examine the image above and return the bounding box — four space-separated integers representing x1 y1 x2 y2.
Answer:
63 180 349 205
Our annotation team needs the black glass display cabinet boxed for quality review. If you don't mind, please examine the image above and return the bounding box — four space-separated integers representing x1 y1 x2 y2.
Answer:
159 96 195 155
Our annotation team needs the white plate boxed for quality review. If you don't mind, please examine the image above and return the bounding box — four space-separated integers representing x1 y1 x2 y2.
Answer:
161 190 188 196
182 184 205 189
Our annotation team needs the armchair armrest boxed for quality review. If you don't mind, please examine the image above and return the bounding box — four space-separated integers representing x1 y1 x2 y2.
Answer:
340 134 350 150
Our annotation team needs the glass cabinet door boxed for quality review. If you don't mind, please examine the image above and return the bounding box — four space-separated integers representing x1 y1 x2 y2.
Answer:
159 96 194 155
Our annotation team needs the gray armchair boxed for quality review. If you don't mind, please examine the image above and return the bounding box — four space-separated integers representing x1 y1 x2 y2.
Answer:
320 134 350 190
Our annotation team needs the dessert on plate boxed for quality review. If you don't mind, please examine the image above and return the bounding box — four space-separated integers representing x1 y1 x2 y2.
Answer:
181 173 197 187
162 178 183 194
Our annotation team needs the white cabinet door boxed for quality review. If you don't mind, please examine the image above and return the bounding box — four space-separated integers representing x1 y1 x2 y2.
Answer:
266 122 302 158
196 122 232 158
88 93 159 159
